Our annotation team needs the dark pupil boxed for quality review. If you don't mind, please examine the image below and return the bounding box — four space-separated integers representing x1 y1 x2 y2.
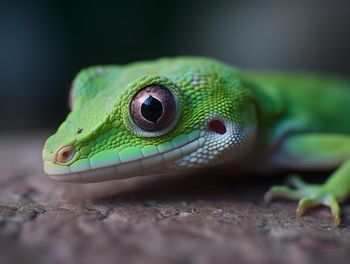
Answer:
141 95 163 123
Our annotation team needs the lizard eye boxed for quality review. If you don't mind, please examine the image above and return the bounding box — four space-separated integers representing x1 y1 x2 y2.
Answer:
56 146 75 164
130 85 177 132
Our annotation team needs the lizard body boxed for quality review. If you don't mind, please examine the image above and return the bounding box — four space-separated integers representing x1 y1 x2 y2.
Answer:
42 57 350 226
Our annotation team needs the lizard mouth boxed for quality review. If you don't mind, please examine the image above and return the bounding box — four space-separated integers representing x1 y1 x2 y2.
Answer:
43 130 205 183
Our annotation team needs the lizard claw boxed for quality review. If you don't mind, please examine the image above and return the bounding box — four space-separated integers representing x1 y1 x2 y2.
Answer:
296 195 341 226
264 185 300 204
334 214 341 227
264 175 343 226
324 195 341 226
296 197 317 217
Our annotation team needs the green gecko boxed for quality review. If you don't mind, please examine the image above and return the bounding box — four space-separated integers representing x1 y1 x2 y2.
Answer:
42 57 350 226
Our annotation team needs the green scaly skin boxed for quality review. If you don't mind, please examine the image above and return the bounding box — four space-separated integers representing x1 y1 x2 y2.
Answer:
42 57 350 226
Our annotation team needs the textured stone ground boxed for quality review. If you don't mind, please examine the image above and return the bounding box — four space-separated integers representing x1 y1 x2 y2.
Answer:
0 132 350 264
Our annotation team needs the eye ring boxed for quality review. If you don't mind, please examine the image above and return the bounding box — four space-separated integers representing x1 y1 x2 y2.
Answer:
130 85 177 133
56 146 75 164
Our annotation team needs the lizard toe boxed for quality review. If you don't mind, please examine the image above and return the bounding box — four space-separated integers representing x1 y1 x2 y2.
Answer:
264 185 301 204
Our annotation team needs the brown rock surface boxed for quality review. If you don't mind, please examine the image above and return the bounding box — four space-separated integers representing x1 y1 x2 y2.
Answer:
0 132 349 264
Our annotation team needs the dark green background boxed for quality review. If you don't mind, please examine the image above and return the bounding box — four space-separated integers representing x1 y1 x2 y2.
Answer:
1 0 349 130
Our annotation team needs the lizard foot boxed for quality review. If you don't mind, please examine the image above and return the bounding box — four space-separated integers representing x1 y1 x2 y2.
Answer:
264 175 341 226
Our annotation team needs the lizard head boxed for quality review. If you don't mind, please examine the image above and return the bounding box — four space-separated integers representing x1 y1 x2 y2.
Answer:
43 57 257 183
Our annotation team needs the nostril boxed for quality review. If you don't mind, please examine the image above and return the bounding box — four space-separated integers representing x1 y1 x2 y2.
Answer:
207 119 226 134
56 146 75 164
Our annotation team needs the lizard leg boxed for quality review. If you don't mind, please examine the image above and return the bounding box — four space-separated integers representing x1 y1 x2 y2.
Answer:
264 134 350 226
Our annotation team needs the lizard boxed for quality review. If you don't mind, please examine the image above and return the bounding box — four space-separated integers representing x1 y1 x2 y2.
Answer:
42 57 350 226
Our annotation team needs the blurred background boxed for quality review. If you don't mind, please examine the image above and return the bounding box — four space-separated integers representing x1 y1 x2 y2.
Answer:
0 0 349 131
